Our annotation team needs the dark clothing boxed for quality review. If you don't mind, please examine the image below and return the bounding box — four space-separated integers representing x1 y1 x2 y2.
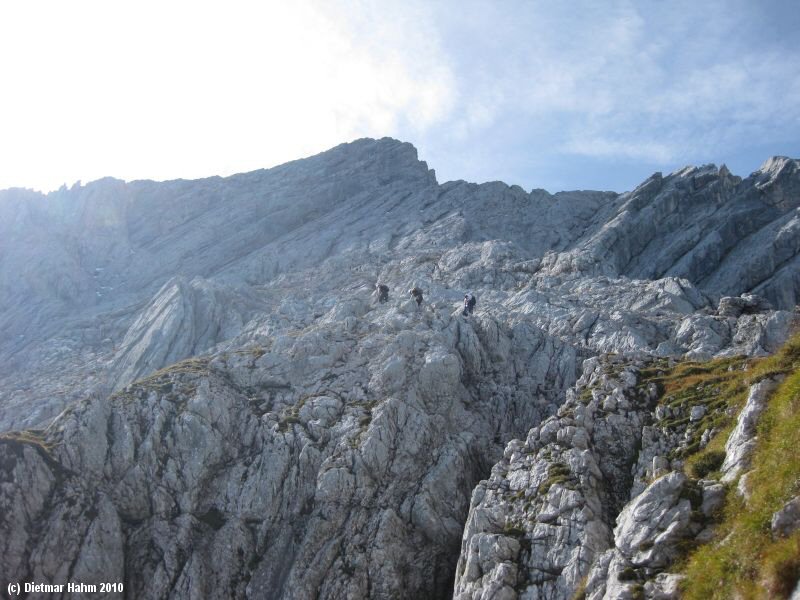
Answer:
410 287 423 306
377 284 389 303
463 294 476 316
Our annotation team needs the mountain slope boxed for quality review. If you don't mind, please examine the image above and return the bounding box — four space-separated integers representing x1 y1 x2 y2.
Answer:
2 140 798 431
0 139 799 599
453 333 800 600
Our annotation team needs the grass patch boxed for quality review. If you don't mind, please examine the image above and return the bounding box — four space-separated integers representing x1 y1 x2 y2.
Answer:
0 429 54 453
690 450 726 479
746 334 800 384
579 386 594 404
141 357 210 383
0 429 65 476
629 582 645 600
570 575 588 600
679 333 800 599
639 354 752 465
539 462 575 495
247 346 266 359
276 409 301 432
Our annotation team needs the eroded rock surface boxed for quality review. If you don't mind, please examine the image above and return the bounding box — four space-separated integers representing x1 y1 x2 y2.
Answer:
454 352 793 600
2 305 578 599
1 142 798 431
721 377 782 483
1 139 799 598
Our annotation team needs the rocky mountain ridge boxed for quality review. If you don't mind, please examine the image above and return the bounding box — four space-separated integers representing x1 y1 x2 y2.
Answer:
2 139 798 431
1 138 799 598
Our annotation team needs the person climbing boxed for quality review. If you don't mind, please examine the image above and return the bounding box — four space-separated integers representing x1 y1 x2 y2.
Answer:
463 292 476 316
376 283 389 303
409 286 424 307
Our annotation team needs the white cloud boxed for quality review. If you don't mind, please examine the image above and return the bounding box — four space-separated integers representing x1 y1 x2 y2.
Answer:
419 1 800 176
562 137 676 163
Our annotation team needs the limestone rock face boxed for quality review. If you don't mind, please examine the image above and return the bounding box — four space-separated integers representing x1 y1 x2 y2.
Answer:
0 139 798 598
453 357 661 600
454 349 791 600
721 377 783 483
1 142 798 432
109 276 267 390
1 305 578 599
545 157 800 309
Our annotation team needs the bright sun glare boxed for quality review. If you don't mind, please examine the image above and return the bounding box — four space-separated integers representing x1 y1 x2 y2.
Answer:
0 1 451 191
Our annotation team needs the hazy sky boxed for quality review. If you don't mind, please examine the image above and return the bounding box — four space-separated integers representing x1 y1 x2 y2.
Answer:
1 0 799 193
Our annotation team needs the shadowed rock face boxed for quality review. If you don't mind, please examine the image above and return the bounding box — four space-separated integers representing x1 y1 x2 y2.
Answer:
2 310 577 599
0 139 798 599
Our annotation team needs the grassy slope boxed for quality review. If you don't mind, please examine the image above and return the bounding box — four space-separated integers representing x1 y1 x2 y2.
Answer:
674 335 800 599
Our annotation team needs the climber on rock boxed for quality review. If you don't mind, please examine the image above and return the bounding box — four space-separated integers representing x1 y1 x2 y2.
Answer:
409 287 424 307
376 283 389 303
463 292 476 316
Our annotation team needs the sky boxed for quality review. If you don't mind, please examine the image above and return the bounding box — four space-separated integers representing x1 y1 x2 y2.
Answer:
1 0 799 193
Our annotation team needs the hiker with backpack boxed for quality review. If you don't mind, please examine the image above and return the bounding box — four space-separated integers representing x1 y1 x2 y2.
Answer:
463 292 476 316
409 287 424 307
376 283 389 303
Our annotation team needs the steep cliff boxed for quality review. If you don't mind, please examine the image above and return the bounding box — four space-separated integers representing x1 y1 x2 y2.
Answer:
454 334 800 600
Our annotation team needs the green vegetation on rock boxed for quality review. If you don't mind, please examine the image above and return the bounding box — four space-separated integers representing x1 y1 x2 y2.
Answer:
678 333 800 599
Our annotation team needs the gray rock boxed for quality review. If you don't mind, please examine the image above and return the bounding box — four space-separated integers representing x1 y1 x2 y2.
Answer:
700 481 726 518
2 295 580 599
614 472 692 568
737 471 754 502
721 377 783 483
718 294 773 317
0 139 797 599
689 405 706 422
455 357 672 600
791 579 800 600
643 572 685 599
771 496 800 539
1 143 797 431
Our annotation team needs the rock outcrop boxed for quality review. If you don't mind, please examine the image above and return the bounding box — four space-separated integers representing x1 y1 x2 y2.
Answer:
1 139 799 598
720 377 782 483
453 350 800 599
2 304 579 598
453 356 654 600
108 276 266 390
1 141 798 432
